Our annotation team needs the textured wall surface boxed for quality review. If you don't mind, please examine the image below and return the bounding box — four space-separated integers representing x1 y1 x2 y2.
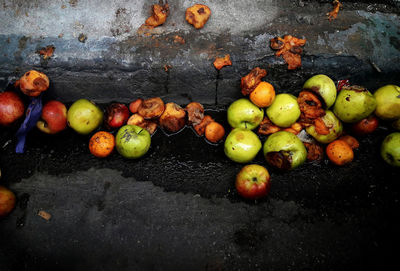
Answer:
0 0 399 105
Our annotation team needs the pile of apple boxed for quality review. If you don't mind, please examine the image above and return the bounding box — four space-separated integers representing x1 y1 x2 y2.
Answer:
225 70 400 199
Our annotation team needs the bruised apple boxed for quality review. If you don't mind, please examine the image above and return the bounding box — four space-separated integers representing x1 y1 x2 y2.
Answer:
263 131 307 170
236 164 271 200
306 110 343 144
18 70 50 97
105 103 130 129
0 186 16 217
36 100 67 134
159 102 186 133
0 91 25 126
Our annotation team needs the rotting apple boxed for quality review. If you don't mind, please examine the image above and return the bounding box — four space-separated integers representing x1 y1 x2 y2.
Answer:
306 110 343 144
159 102 186 133
266 93 300 128
302 74 337 108
0 186 16 218
105 103 130 129
381 132 400 167
227 98 264 130
18 70 50 97
0 91 25 126
235 164 271 200
36 100 67 134
374 84 400 121
116 125 151 159
224 128 262 163
351 115 379 136
129 98 143 114
67 99 104 135
333 86 377 123
263 131 307 170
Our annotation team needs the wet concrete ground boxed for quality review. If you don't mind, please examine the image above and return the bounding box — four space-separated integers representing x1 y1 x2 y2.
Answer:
1 110 400 270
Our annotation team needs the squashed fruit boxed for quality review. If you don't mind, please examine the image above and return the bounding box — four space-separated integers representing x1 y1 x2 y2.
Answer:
186 102 204 126
213 54 232 70
240 67 267 96
138 97 165 119
185 4 211 29
159 102 186 133
270 35 306 70
194 115 214 136
17 70 50 97
145 1 169 27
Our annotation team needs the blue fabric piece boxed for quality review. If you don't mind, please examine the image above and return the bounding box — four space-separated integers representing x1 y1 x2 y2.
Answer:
15 94 43 153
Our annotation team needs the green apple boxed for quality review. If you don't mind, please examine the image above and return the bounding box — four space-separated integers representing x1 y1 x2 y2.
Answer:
381 132 400 167
302 74 337 108
263 131 307 170
374 85 400 121
116 125 151 159
67 99 103 134
306 110 343 144
227 98 264 130
224 128 262 163
266 93 300 128
333 86 377 123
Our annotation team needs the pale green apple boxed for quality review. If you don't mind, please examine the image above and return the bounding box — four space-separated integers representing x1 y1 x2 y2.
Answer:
266 94 300 128
333 86 376 123
67 99 103 134
374 85 400 121
116 125 151 159
306 110 343 144
381 132 400 167
227 98 264 130
224 128 262 163
303 74 337 108
263 131 307 170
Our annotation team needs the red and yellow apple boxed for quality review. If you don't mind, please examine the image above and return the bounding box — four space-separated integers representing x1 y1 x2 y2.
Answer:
236 164 271 199
0 186 16 218
0 91 25 126
36 100 67 134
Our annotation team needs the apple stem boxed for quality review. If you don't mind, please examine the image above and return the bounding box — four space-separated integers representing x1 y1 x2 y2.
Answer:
252 177 257 182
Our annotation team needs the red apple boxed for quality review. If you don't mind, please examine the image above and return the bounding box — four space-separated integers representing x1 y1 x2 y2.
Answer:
36 100 67 134
0 186 16 218
105 103 130 129
235 164 271 199
0 91 25 126
351 115 379 136
129 98 143 114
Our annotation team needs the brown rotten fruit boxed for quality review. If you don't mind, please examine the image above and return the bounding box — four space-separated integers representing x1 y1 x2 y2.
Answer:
127 114 158 135
159 102 186 133
240 67 267 96
138 97 165 119
185 4 211 29
18 70 50 97
145 1 169 27
194 115 214 136
186 102 204 126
